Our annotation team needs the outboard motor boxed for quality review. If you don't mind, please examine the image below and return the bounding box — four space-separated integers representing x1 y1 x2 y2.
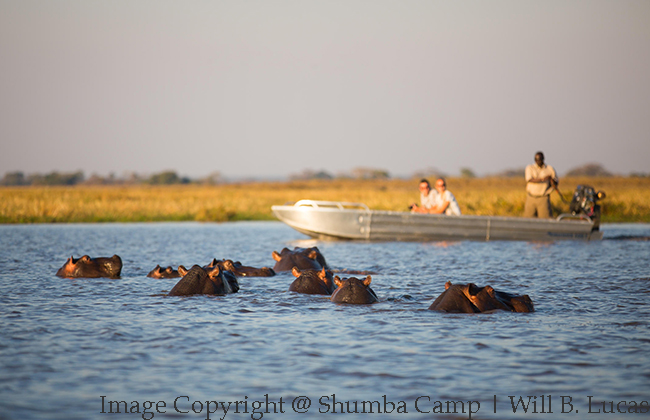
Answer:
569 185 606 229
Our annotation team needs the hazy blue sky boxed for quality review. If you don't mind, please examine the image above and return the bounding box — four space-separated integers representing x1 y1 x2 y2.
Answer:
1 0 649 179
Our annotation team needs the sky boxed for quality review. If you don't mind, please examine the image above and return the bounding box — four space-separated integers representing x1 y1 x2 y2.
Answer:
1 0 649 180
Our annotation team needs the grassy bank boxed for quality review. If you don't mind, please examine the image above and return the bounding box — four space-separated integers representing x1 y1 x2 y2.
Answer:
1 177 649 223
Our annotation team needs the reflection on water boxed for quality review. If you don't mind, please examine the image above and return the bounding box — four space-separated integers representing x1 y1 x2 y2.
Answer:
0 222 649 419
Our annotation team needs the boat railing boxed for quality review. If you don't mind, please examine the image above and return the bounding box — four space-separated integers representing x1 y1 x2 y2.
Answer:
291 200 370 211
556 213 592 223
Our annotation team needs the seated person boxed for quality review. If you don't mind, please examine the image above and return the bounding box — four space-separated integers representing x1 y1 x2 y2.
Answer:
410 179 437 213
413 178 461 215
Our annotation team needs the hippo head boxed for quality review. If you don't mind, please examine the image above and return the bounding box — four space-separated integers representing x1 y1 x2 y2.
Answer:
201 259 240 291
428 282 534 313
220 259 276 277
205 264 240 294
289 266 335 295
330 275 378 304
271 247 328 272
168 264 239 296
56 255 122 279
147 265 186 279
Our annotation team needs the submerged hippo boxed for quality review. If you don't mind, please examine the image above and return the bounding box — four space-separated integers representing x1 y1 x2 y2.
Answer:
147 265 188 279
209 258 275 277
330 275 378 304
428 281 534 313
272 247 329 272
168 264 239 296
289 267 335 295
56 255 122 279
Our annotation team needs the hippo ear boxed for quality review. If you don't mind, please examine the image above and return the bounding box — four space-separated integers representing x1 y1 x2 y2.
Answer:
272 251 282 262
207 265 221 278
334 276 343 288
318 267 327 279
445 281 452 290
153 264 161 270
467 283 481 296
178 265 188 276
308 250 318 260
363 276 372 286
291 266 301 278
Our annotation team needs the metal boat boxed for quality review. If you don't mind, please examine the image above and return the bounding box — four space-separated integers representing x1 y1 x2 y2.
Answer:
271 199 603 242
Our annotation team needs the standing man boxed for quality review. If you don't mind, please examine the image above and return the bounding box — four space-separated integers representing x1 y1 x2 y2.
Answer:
524 151 558 218
410 179 437 213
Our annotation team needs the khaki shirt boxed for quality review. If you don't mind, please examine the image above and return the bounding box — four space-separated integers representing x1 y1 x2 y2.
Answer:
525 164 558 197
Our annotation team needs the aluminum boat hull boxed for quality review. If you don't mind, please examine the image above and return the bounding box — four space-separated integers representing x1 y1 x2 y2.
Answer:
271 200 602 242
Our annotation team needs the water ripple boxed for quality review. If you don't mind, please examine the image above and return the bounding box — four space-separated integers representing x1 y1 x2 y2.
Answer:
0 222 649 419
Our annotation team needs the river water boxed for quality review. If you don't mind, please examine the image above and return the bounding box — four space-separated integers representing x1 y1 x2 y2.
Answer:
0 222 649 420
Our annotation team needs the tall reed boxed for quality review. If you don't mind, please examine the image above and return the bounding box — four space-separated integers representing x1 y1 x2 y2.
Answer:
1 177 648 223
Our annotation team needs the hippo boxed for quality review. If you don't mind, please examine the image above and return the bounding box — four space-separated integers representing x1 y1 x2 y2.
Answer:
147 265 188 279
168 264 239 296
202 259 243 287
208 258 275 277
289 267 335 295
330 275 378 304
56 255 122 279
272 247 329 272
201 260 240 291
428 281 534 313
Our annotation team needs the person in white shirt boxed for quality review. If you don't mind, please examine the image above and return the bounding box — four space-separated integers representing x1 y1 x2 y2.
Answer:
524 151 558 218
410 179 437 213
412 178 461 216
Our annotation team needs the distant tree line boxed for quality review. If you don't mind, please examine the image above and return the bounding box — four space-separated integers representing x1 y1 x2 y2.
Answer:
1 164 646 186
290 163 643 180
289 167 391 181
1 171 86 186
488 163 649 178
565 163 613 177
0 170 215 186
